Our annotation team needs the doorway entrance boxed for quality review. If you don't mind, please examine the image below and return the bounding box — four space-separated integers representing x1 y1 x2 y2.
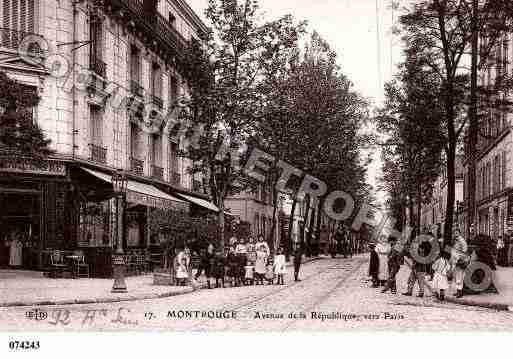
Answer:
0 192 41 269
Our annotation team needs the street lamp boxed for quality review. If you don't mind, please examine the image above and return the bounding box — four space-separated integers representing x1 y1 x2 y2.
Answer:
111 169 128 293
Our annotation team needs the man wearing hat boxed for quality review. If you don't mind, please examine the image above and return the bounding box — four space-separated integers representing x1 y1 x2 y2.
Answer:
381 237 402 294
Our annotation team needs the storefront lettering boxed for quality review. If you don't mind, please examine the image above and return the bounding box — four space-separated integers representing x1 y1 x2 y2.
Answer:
127 190 186 211
0 157 66 176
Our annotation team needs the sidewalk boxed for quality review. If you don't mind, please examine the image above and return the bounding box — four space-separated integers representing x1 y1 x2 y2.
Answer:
0 255 323 308
395 263 513 311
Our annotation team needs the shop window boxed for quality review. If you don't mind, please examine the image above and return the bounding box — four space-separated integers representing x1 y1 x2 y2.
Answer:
78 201 111 247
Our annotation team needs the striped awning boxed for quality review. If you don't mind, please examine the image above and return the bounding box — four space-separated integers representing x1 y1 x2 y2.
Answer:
80 167 188 211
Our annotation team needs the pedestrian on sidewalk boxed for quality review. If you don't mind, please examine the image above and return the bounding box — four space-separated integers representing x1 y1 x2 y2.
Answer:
256 235 270 257
227 246 240 287
368 243 379 287
375 235 391 287
381 239 402 294
255 244 268 285
402 237 431 298
432 252 451 301
274 247 286 285
293 242 303 282
175 247 189 286
450 228 468 298
194 243 214 285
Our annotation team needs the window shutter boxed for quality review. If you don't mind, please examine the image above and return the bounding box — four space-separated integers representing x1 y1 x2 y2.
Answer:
503 151 507 190
27 0 33 32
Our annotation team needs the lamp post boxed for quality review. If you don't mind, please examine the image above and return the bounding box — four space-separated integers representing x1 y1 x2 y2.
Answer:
111 169 128 293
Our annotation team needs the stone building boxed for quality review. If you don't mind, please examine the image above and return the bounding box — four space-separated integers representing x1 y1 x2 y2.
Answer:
0 0 217 272
420 156 464 237
461 32 512 244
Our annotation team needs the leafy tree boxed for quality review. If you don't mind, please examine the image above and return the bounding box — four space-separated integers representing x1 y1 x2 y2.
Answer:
395 0 473 244
254 32 370 255
178 0 305 251
376 55 445 234
0 71 52 158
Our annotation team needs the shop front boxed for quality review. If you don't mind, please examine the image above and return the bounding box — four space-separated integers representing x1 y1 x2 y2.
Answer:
72 167 189 277
0 155 69 270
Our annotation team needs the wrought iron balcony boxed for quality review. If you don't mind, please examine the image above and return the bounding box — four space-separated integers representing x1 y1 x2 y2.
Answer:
193 180 202 193
170 171 181 186
0 27 44 54
130 80 144 98
88 144 107 164
90 56 107 78
130 157 144 176
151 95 163 110
151 165 164 180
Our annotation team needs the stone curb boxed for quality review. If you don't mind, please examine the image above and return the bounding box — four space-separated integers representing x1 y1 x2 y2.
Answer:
439 296 513 312
0 287 195 308
0 256 328 308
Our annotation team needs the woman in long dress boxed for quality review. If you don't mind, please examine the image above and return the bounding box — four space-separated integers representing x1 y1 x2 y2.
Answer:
375 236 391 286
8 232 23 268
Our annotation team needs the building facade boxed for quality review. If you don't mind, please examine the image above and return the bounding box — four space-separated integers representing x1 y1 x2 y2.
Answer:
0 0 216 272
461 31 512 246
420 157 464 237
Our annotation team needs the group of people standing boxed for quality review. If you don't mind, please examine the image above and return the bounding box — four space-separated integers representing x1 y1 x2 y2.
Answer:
190 235 304 289
368 228 471 301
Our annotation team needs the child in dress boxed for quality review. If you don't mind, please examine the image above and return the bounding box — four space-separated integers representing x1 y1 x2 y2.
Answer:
432 252 451 301
265 259 274 285
244 263 255 285
175 255 189 286
273 247 286 285
254 245 268 285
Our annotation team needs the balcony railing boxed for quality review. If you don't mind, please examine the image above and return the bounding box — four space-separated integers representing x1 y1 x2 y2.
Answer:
151 165 164 180
130 157 144 176
151 95 163 110
90 56 107 78
0 27 44 54
193 180 202 193
170 171 181 186
88 144 107 164
130 80 144 98
107 1 187 54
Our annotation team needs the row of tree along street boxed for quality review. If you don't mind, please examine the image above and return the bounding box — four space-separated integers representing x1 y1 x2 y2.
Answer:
0 0 372 261
174 0 373 253
376 0 513 246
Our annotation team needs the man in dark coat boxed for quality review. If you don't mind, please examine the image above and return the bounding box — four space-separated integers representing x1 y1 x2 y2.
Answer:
293 242 303 282
381 239 402 294
402 237 431 298
368 243 379 287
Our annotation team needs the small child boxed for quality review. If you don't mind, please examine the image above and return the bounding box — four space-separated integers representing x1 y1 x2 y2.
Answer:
273 248 286 285
176 256 189 286
265 259 274 285
244 263 255 285
432 252 450 301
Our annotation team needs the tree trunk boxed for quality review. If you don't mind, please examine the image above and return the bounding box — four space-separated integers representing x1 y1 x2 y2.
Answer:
444 144 457 248
408 196 414 230
269 186 278 256
286 196 297 260
218 200 225 253
467 0 479 240
304 195 311 257
416 185 422 235
315 197 324 256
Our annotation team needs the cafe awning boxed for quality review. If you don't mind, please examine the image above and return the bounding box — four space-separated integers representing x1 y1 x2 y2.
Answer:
80 167 189 211
173 192 220 213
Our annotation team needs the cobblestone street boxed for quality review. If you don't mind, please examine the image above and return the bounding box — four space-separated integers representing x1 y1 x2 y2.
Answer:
2 256 513 331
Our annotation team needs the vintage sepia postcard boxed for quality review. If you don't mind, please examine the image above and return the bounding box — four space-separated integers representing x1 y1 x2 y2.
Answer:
1 1 513 349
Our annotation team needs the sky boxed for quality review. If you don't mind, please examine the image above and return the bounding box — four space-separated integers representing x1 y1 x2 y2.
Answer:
186 0 405 206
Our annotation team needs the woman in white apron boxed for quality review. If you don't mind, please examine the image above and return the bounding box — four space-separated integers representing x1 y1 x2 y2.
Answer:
375 236 391 286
